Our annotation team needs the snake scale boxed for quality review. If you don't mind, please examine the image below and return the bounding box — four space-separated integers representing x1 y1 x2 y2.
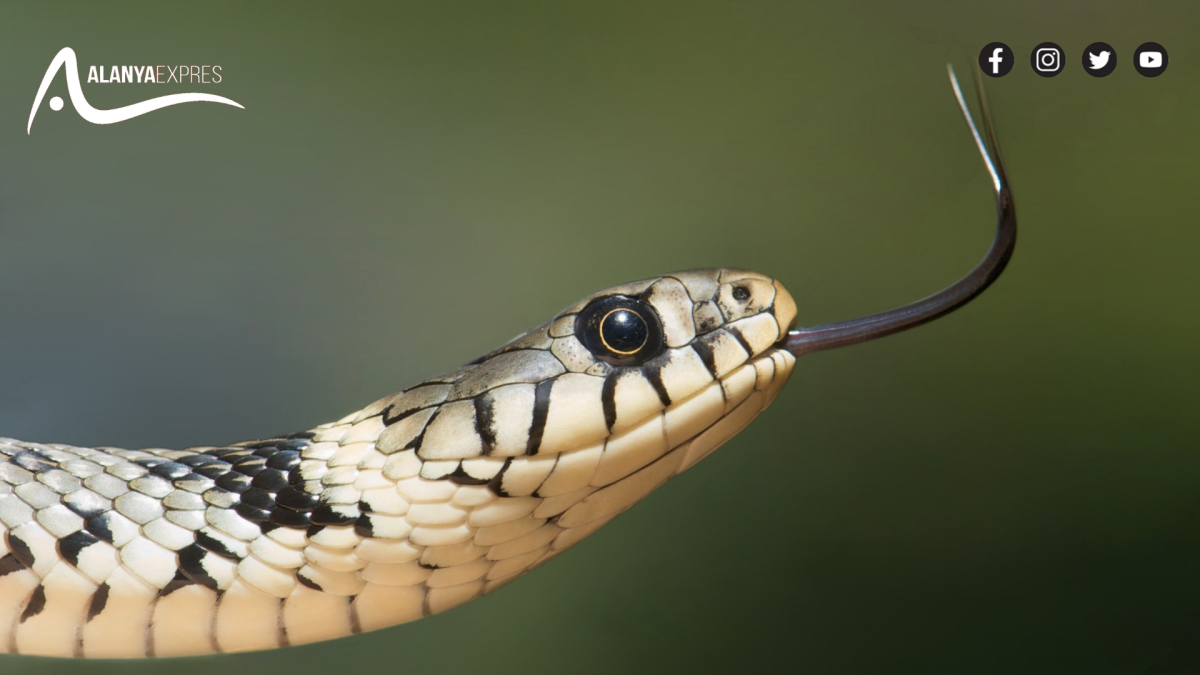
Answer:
0 68 1014 658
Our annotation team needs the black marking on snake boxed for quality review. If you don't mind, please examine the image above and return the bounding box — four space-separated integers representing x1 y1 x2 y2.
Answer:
11 452 56 474
240 488 275 510
414 405 451 456
271 506 311 528
20 585 46 623
447 465 491 486
310 503 358 526
265 450 301 471
404 421 430 453
354 514 376 538
195 530 241 560
85 513 115 544
279 430 318 441
474 392 498 455
694 308 721 335
6 531 35 569
86 583 110 621
526 379 555 455
178 545 221 590
177 454 218 467
601 372 620 431
690 333 721 378
216 449 252 463
642 356 673 407
297 569 323 591
276 486 319 511
232 457 266 477
150 461 192 480
160 571 195 597
0 554 25 576
215 472 252 493
384 384 444 424
208 592 224 655
252 468 289 492
234 497 272 523
726 326 755 357
145 598 158 658
244 438 309 452
487 457 514 497
59 530 101 568
135 458 170 470
381 404 409 426
193 464 232 480
63 491 109 517
277 599 290 648
236 501 272 524
349 599 363 634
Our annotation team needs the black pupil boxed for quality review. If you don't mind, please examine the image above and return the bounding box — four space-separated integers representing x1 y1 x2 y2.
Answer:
732 286 750 301
601 309 648 354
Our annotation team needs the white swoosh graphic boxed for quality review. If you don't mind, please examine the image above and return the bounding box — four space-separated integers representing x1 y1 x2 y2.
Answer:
27 47 244 134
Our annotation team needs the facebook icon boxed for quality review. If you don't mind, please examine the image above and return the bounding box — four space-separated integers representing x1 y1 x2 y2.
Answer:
978 42 1014 77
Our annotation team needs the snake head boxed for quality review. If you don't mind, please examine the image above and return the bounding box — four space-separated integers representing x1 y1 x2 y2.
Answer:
369 268 797 485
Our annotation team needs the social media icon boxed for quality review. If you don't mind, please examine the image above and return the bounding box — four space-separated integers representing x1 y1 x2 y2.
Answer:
1133 42 1169 77
1083 42 1117 77
1030 42 1064 77
978 42 1014 77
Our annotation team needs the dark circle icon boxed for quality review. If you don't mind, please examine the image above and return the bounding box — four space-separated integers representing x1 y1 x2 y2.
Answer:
1082 42 1117 77
1133 42 1169 77
978 42 1014 77
1030 42 1064 77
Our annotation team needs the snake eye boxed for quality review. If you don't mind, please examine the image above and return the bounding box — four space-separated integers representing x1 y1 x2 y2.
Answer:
599 309 647 354
576 296 665 366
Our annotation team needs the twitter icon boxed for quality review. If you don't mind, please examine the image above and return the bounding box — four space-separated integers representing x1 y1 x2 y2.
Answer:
1083 42 1117 76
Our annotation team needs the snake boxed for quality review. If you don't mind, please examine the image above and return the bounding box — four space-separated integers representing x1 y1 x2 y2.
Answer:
0 67 1015 658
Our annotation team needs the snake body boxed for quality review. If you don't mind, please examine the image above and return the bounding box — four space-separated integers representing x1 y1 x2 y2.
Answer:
0 67 1017 660
0 268 796 658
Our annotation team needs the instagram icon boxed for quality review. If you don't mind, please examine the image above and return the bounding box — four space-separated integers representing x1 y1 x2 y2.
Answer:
1031 42 1064 77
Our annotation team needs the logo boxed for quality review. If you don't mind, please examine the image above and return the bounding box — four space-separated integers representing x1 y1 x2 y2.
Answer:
1030 42 1064 77
978 42 1013 78
27 47 244 134
1083 42 1117 77
1133 42 1169 77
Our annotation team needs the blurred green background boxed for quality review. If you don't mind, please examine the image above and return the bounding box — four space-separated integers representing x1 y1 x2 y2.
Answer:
0 1 1197 673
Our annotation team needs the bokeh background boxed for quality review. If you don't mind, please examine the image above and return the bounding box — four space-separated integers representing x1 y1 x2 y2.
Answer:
0 1 1197 673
